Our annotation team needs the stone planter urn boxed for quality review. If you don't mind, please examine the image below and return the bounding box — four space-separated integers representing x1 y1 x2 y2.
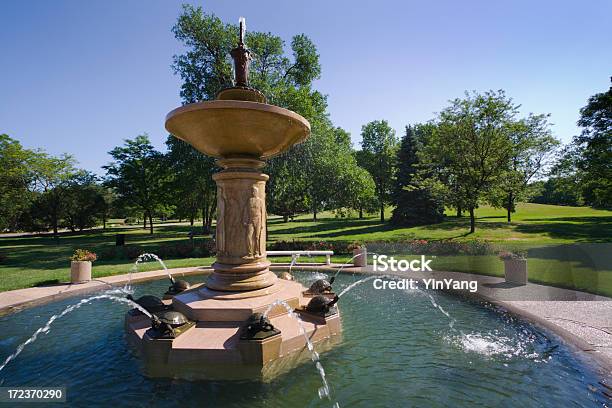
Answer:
504 259 527 285
70 261 92 284
353 247 367 267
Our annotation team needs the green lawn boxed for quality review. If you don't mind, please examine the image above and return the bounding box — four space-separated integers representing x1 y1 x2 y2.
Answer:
0 203 610 294
397 250 612 297
270 203 612 244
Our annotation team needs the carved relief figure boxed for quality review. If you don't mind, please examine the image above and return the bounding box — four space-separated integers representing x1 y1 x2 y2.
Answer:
243 185 265 257
227 190 244 256
216 186 226 255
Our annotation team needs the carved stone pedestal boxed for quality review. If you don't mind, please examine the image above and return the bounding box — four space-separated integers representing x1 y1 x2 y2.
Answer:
208 158 277 292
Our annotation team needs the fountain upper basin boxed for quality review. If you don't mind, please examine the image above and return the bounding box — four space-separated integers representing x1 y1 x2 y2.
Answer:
165 100 310 159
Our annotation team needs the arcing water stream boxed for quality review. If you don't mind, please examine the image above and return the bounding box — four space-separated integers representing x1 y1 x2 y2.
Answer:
262 300 338 407
127 252 173 288
0 289 150 374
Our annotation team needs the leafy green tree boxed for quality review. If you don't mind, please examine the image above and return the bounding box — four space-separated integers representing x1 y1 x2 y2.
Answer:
529 178 582 206
104 135 170 234
28 152 78 235
171 5 354 225
97 186 116 230
62 171 106 231
332 128 377 219
487 114 560 221
267 157 309 222
0 134 35 231
419 90 518 233
358 120 399 222
165 137 217 232
391 124 445 226
172 6 328 224
340 163 377 219
572 82 611 208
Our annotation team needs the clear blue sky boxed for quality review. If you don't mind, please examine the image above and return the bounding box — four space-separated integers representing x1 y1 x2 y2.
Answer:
1 0 610 173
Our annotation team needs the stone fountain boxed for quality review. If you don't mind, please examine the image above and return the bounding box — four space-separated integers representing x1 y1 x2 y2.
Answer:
125 18 341 379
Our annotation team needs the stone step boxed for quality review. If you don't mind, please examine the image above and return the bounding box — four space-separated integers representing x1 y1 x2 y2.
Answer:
172 279 304 322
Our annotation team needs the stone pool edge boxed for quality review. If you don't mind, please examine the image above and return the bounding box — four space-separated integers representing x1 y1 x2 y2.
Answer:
0 266 213 316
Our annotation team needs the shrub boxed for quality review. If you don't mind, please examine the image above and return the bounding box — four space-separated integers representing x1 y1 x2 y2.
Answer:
71 249 97 262
198 239 216 257
498 250 527 260
99 247 119 260
347 241 364 251
268 240 353 255
124 246 144 260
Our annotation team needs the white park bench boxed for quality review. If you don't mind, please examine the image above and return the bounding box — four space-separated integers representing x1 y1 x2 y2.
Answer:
267 250 333 265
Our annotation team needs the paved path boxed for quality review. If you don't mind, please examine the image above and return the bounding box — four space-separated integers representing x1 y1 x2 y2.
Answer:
0 267 211 315
0 263 610 376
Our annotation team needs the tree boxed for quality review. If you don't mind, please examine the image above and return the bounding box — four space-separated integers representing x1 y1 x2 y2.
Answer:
572 81 612 208
340 164 377 219
104 135 169 234
166 137 217 232
529 178 582 206
28 152 78 235
391 124 445 226
267 157 309 222
359 120 399 222
62 172 106 232
419 90 518 233
0 134 35 231
487 114 560 221
97 186 116 231
171 5 342 225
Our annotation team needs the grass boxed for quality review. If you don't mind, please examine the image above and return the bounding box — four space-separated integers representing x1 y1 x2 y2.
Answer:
396 249 612 298
0 203 610 294
270 203 612 244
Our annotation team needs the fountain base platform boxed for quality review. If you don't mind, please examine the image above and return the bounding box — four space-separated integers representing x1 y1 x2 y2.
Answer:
125 279 341 380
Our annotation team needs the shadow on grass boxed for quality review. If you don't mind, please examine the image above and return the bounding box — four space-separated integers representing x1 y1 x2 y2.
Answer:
514 217 612 242
0 238 199 272
269 218 381 237
34 279 60 287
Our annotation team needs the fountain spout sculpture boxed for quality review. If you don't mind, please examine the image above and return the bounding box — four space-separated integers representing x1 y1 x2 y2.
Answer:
125 17 341 382
231 17 251 88
166 17 309 293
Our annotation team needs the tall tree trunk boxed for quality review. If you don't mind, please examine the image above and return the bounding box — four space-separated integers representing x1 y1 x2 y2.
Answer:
456 207 462 217
207 199 216 233
148 212 153 234
283 215 289 223
506 192 513 223
102 213 107 231
143 213 147 230
359 206 363 219
469 207 475 233
202 205 206 233
52 209 58 236
380 203 385 222
313 205 317 222
190 213 194 226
